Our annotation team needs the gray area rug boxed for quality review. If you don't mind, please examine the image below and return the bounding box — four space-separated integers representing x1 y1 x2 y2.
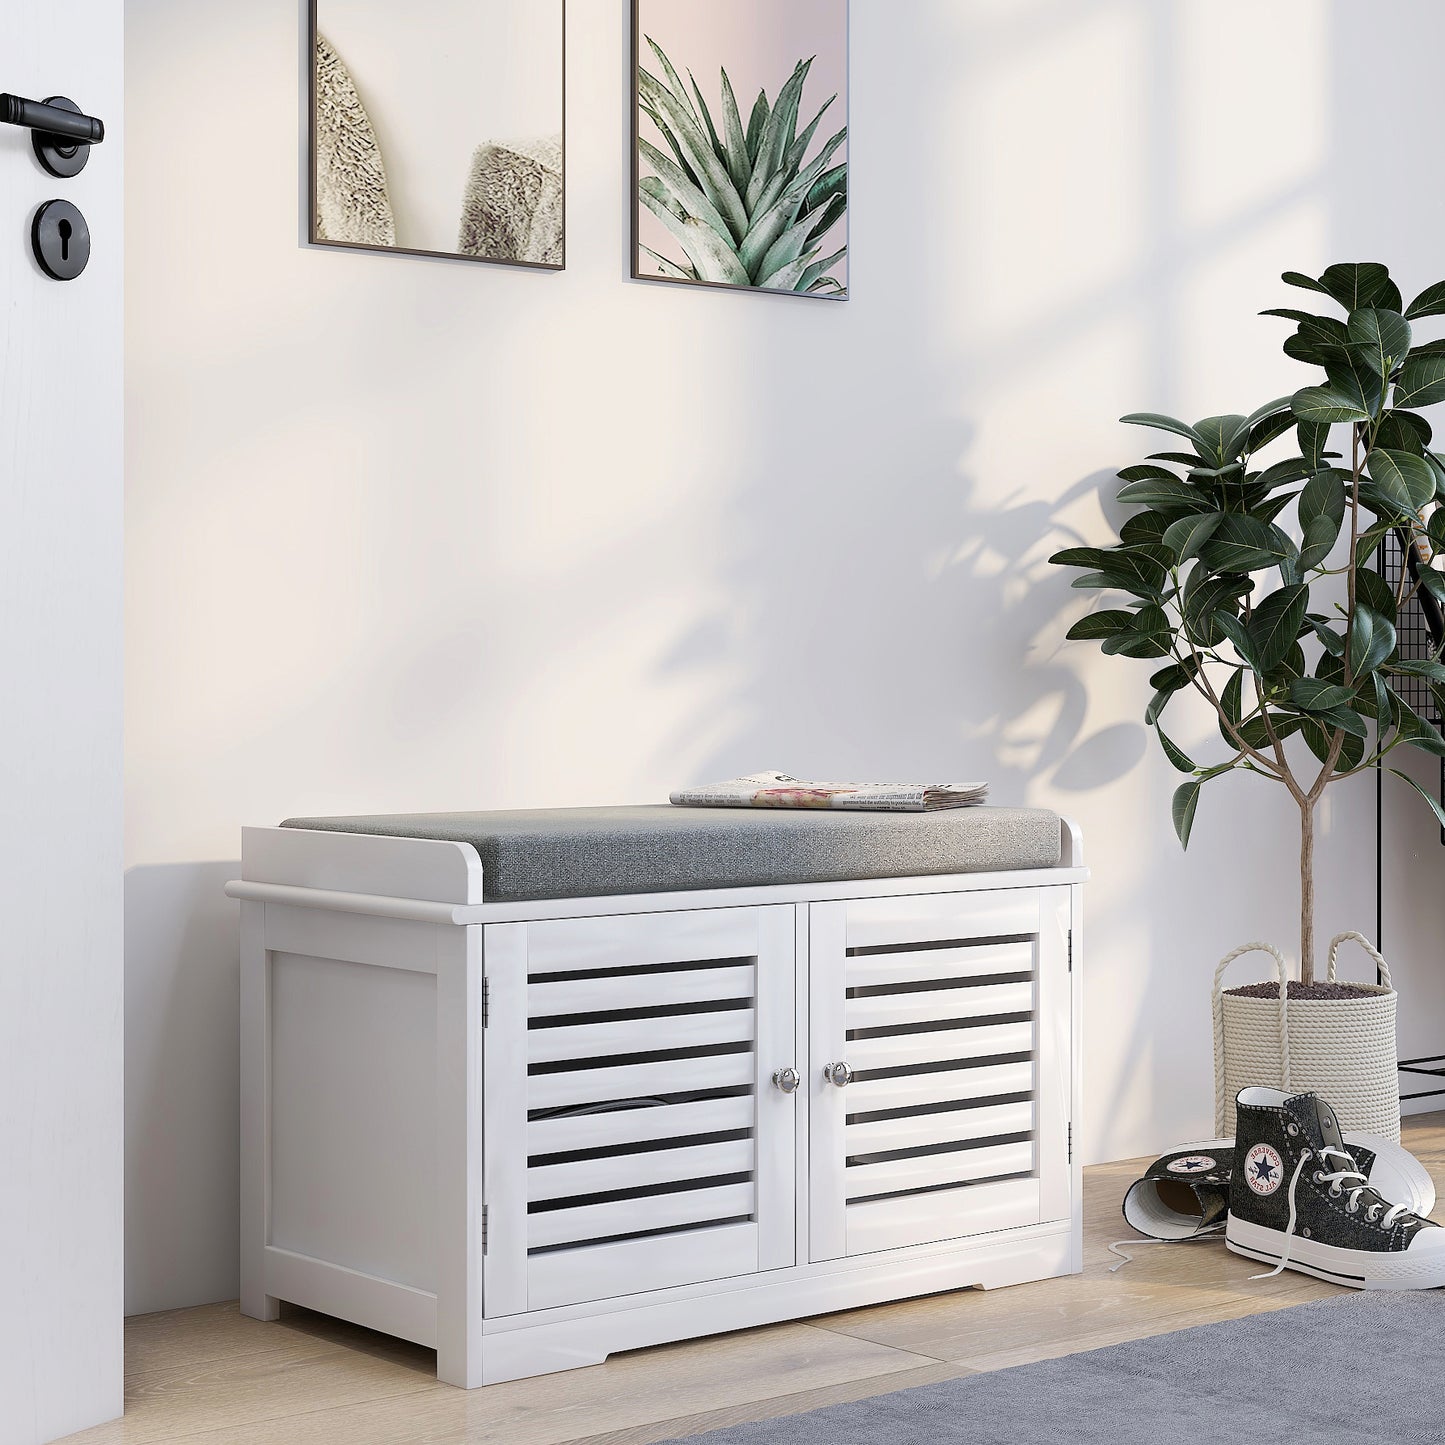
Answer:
669 1293 1443 1442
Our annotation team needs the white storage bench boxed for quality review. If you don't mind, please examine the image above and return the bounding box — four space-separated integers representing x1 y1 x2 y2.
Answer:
227 805 1086 1388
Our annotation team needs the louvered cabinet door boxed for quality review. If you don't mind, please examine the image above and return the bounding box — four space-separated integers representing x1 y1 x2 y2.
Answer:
483 906 797 1316
808 888 1072 1262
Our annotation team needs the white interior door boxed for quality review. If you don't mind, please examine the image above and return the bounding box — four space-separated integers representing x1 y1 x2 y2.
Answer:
484 906 796 1315
809 888 1072 1262
0 6 123 1445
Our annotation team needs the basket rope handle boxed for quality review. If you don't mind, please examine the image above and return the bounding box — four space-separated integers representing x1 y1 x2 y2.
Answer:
1213 941 1291 1135
1326 931 1392 990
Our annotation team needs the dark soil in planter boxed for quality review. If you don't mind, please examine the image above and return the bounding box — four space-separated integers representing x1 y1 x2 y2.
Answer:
1226 981 1382 1001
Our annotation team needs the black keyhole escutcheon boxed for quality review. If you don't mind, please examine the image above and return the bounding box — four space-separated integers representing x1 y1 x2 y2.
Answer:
31 199 90 280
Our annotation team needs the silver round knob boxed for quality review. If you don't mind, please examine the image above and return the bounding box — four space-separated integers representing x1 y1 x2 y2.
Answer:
771 1067 801 1094
823 1061 854 1088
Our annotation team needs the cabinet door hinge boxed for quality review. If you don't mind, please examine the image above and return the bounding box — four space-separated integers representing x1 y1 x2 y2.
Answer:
1067 931 1073 972
1068 1121 1073 1162
482 976 490 1028
481 1203 489 1253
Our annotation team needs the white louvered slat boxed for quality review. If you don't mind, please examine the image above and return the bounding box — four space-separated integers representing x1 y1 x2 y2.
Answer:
845 941 1033 990
845 981 1033 1032
527 964 755 1019
846 1060 1034 1114
527 1008 756 1065
529 1138 754 1203
527 1051 755 1111
528 1182 756 1250
847 1019 1034 1073
845 1140 1035 1200
528 1096 754 1157
845 1100 1034 1154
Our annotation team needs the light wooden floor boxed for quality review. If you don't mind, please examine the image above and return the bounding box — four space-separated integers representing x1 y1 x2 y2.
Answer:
65 1113 1445 1445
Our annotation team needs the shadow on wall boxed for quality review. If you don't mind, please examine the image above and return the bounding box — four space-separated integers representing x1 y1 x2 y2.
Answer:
125 862 242 1313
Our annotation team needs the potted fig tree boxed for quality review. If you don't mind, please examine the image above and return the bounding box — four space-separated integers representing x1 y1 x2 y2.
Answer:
1052 261 1445 1140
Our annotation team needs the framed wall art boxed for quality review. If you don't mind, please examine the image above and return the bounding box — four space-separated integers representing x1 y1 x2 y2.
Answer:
310 0 565 269
632 0 848 299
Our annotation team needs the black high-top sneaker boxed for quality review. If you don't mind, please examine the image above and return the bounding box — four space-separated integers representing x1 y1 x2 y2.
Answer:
1122 1131 1435 1243
1226 1087 1445 1289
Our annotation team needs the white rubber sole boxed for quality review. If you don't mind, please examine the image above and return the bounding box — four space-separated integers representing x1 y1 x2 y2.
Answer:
1226 1215 1445 1290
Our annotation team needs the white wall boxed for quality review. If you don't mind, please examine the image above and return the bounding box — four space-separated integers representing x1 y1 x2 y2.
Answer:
124 0 1445 1315
2 0 124 1437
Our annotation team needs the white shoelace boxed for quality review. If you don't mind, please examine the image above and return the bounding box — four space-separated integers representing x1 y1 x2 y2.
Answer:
1252 1145 1412 1280
1108 1226 1224 1272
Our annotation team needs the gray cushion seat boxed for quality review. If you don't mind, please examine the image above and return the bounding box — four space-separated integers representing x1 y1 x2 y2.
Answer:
282 804 1063 904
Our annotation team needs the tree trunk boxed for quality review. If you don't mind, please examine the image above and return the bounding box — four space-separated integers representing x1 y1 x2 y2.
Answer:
1299 799 1316 985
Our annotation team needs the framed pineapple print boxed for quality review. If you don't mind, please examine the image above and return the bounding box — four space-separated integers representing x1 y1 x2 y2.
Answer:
632 0 849 299
310 0 565 268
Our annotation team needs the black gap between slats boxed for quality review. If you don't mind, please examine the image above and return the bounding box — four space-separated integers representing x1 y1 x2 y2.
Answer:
847 1010 1033 1041
526 1084 754 1122
846 1130 1035 1168
529 1040 753 1075
528 1215 752 1256
847 970 1033 998
527 956 753 984
848 1171 1032 1206
531 1128 752 1167
847 1090 1033 1125
528 1170 754 1213
857 1050 1034 1080
846 933 1033 958
531 996 753 1029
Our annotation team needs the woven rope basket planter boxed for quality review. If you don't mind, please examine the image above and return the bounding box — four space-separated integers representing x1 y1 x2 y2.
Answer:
1213 932 1400 1142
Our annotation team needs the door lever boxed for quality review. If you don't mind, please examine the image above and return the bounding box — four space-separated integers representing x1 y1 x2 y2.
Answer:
2 94 105 177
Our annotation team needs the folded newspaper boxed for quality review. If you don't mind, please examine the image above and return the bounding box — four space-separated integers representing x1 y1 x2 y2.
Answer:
670 771 989 813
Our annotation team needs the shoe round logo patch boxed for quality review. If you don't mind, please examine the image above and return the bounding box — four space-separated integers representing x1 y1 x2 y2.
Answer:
1167 1155 1217 1174
1244 1142 1284 1196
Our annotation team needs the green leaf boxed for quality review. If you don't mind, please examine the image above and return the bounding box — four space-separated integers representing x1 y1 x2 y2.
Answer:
1120 412 1204 445
638 68 749 240
1298 467 1347 532
1100 602 1171 658
1318 342 1386 416
1120 511 1172 546
1390 657 1445 682
1065 610 1135 641
1053 544 1172 597
1367 449 1435 512
1317 262 1392 310
1247 406 1300 455
745 59 812 211
1198 515 1297 573
715 68 753 197
1214 611 1261 671
1296 514 1341 572
1193 414 1252 466
1405 280 1445 321
1162 512 1224 562
638 140 737 253
1394 697 1445 757
644 37 700 120
1354 557 1398 619
1145 659 1198 726
1298 420 1332 471
1302 718 1367 772
1386 767 1445 828
638 179 750 285
1156 727 1196 773
1255 456 1315 490
638 245 694 281
1348 605 1397 678
1375 411 1432 454
1172 779 1202 849
1247 584 1308 673
1347 307 1411 375
1282 270 1332 296
1116 479 1212 511
744 89 769 164
1396 353 1445 410
1291 386 1370 425
1289 677 1354 712
1429 510 1445 551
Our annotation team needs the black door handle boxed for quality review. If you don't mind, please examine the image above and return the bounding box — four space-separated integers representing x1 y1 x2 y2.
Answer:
2 93 105 176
